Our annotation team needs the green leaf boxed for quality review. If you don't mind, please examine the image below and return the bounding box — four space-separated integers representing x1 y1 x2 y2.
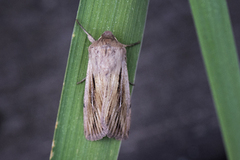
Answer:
189 1 240 160
50 0 149 160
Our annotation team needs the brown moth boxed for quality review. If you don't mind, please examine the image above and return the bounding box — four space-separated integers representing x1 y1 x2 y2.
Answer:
76 19 140 141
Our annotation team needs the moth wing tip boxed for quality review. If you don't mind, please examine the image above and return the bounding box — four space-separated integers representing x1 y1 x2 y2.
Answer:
85 134 105 141
107 133 129 141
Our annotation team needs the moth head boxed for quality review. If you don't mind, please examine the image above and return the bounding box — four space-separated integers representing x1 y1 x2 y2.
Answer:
101 31 116 40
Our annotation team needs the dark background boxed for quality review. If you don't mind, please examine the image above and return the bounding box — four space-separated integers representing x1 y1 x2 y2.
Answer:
1 0 239 160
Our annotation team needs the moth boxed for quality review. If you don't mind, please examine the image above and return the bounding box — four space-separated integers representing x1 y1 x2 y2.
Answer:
76 19 140 141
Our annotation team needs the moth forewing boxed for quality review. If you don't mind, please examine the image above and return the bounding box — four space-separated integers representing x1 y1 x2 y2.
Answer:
106 59 131 140
76 20 139 141
83 61 107 141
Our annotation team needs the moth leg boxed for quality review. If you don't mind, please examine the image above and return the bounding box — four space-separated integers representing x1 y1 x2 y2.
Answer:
129 82 135 86
123 41 141 48
77 78 86 84
76 19 96 43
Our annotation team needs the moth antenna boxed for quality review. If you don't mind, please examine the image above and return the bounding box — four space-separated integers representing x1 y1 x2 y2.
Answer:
76 19 96 43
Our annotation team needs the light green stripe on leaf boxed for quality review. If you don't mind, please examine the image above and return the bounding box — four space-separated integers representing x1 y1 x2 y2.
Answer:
189 1 240 160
